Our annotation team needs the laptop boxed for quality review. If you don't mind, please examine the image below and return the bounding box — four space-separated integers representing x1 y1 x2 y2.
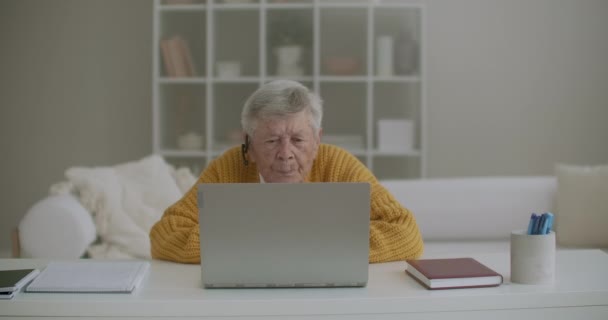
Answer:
198 182 370 288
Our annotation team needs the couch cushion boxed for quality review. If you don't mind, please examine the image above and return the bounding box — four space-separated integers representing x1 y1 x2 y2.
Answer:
381 177 556 241
422 240 510 258
555 164 608 247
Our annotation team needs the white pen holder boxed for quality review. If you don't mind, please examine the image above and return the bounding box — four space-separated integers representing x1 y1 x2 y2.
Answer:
510 230 556 285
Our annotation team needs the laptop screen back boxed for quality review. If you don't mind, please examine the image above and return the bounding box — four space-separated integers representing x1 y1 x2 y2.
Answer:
198 182 370 288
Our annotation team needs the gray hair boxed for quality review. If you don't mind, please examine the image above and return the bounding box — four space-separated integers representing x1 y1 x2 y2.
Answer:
241 80 323 137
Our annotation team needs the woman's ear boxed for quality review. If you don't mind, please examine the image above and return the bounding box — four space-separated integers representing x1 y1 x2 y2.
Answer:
316 128 323 145
312 128 323 160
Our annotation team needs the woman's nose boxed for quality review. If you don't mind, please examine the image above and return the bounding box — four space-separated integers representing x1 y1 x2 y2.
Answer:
277 141 294 160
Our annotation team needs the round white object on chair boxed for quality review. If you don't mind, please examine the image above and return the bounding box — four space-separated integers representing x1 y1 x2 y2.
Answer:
18 194 97 258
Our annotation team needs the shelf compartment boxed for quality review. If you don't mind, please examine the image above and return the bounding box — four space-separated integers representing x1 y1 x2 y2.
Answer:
211 77 260 83
266 9 314 77
159 0 207 10
214 9 260 77
374 6 421 77
213 1 259 10
159 5 206 12
322 134 366 152
320 7 368 77
373 76 421 83
373 82 420 153
159 77 207 84
266 0 313 8
159 84 207 151
373 156 421 180
212 83 259 147
320 82 367 150
318 0 369 7
159 10 206 78
265 75 314 82
318 76 367 83
371 149 420 157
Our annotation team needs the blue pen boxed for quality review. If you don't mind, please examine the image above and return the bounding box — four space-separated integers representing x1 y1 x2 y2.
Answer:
537 213 547 235
527 213 538 235
538 213 547 234
543 212 554 234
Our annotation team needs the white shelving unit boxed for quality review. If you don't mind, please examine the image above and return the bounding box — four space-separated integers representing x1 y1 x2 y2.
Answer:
153 0 425 179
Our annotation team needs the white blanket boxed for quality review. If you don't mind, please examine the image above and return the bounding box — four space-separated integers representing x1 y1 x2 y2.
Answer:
53 155 196 259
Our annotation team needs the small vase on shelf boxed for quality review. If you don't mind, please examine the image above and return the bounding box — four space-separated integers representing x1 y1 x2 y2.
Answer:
275 45 304 77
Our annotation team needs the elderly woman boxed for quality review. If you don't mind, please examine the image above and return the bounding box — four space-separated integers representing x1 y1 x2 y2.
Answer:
150 79 423 263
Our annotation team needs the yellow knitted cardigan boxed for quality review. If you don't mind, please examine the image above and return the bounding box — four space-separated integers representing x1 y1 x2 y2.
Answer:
150 144 424 263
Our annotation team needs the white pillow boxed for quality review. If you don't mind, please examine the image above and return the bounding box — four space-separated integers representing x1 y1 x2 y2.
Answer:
66 155 183 259
555 164 608 247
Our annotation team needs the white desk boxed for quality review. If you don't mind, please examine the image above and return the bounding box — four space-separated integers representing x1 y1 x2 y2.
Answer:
1 249 608 319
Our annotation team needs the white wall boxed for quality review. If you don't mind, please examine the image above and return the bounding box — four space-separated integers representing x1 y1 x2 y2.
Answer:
426 0 608 177
0 0 607 254
0 0 152 255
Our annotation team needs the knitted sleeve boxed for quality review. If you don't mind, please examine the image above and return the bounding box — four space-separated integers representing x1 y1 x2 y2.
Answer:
149 148 242 263
149 183 202 263
315 145 424 263
368 182 424 262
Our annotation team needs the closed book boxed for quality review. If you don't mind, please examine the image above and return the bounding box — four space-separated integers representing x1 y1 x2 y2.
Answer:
169 36 189 78
406 258 503 290
0 269 40 293
175 36 196 76
26 261 149 293
160 38 177 77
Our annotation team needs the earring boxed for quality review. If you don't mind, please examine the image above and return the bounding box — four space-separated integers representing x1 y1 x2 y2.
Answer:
241 135 249 166
241 143 249 166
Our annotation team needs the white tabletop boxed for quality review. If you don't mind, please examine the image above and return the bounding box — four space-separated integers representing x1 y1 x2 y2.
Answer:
1 249 608 319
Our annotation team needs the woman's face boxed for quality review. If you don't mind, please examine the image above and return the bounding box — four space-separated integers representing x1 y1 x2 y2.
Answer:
248 111 321 183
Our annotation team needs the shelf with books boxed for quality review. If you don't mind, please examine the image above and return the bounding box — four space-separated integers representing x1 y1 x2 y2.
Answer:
157 7 206 76
152 0 426 179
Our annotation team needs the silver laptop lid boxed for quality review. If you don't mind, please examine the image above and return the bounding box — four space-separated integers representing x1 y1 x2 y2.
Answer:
198 182 370 288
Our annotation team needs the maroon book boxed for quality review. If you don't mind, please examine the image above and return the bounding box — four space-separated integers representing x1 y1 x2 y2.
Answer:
405 258 503 290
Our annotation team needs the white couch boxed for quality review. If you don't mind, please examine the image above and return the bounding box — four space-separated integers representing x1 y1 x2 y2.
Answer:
16 175 557 259
382 176 556 256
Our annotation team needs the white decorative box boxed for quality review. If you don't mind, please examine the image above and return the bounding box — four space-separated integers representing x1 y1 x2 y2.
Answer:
377 119 414 152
